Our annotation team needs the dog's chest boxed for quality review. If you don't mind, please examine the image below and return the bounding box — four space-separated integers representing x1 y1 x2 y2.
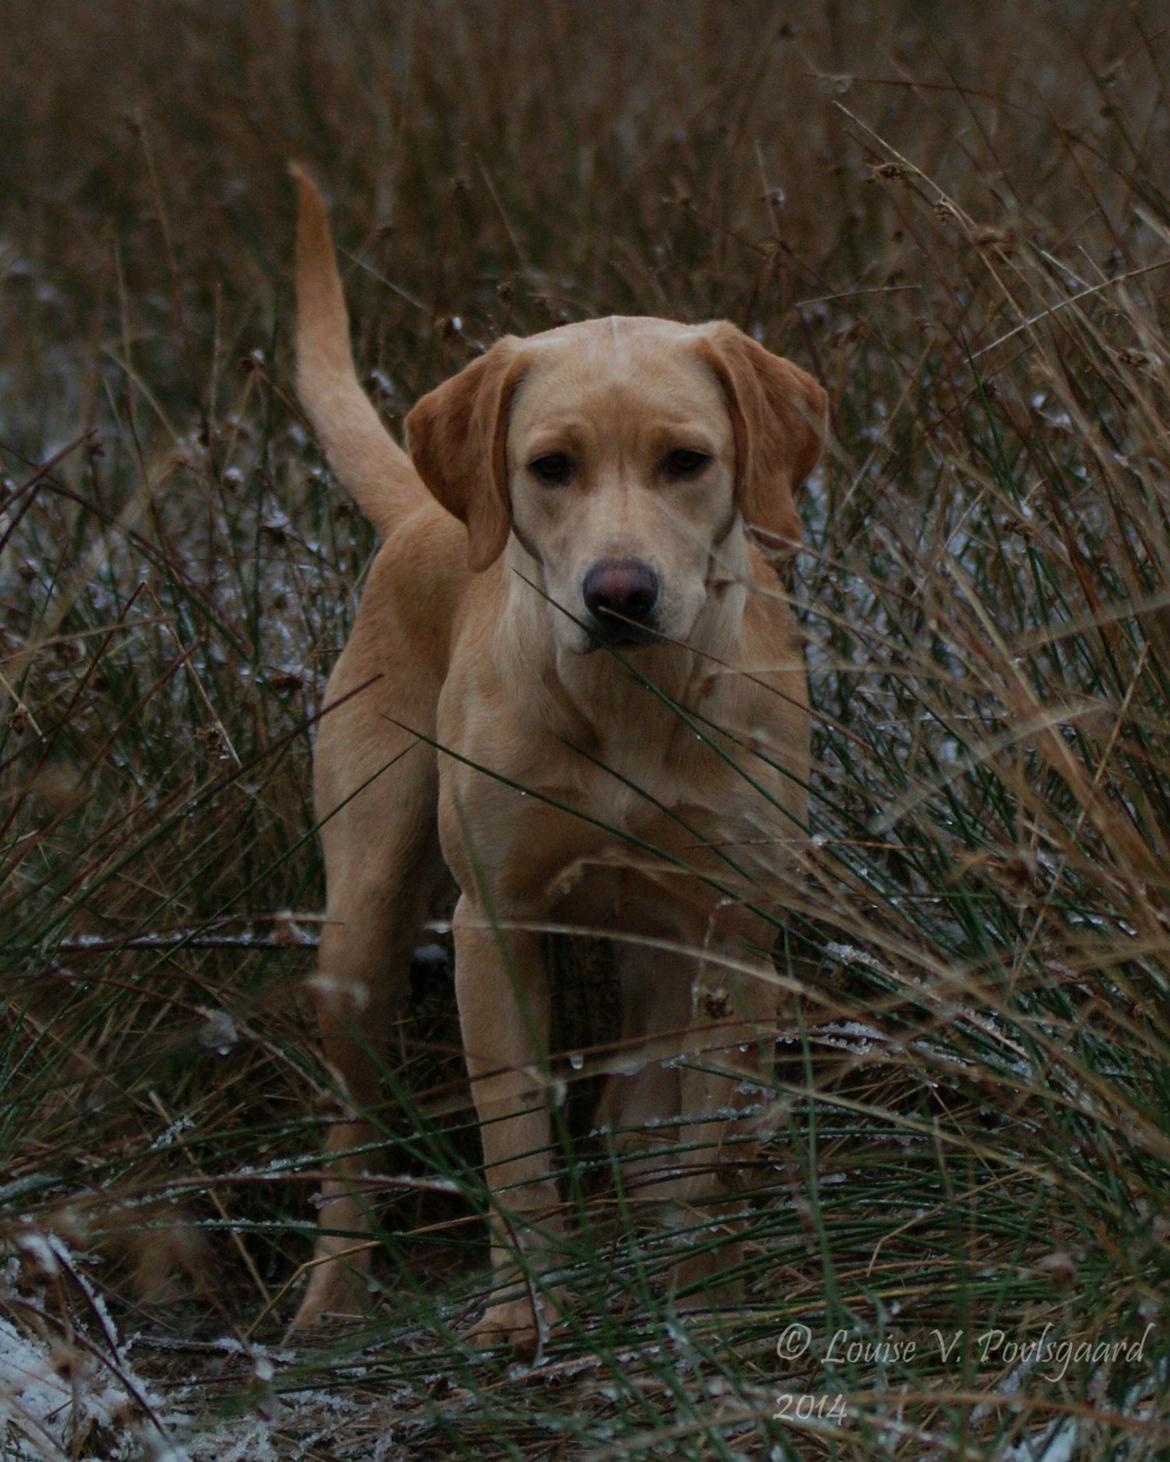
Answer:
568 718 773 842
545 727 798 929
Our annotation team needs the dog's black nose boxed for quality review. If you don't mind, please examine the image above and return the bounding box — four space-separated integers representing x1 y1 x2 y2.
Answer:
583 559 660 629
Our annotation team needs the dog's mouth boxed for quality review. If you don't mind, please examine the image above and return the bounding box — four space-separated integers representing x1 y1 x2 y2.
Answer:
581 615 662 653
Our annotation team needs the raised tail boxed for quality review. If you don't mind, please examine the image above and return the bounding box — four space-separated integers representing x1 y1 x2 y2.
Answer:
290 163 426 537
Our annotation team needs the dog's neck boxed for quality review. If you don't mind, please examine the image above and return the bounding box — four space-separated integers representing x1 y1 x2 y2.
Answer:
497 526 753 742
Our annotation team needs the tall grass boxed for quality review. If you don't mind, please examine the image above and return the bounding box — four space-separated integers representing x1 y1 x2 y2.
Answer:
1 1 1169 1456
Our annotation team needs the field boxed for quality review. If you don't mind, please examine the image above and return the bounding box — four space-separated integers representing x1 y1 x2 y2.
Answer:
2 1 1169 1456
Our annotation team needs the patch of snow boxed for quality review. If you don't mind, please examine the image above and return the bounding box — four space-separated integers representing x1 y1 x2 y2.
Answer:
1000 1416 1080 1462
0 1311 180 1460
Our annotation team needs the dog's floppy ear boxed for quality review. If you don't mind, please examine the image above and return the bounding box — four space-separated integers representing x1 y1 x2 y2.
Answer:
405 341 525 572
697 322 828 559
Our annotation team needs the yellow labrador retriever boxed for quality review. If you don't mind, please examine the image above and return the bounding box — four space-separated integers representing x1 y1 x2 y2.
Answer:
289 167 827 1355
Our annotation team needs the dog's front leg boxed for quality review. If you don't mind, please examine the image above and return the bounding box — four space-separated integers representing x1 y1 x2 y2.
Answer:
453 894 562 1356
666 937 784 1310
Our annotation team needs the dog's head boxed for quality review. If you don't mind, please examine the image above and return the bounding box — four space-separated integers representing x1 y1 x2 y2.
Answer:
405 317 827 654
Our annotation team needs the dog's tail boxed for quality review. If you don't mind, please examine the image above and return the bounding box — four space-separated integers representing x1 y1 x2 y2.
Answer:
290 163 426 538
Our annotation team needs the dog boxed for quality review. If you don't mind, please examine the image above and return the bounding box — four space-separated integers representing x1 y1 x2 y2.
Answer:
288 166 827 1356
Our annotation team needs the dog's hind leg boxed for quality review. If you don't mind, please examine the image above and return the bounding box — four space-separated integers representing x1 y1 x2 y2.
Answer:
292 712 442 1330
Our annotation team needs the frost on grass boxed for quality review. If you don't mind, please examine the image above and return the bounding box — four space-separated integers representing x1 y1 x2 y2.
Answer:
0 1304 178 1460
0 1244 382 1461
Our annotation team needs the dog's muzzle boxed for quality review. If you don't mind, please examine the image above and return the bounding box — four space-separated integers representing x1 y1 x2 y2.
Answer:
581 558 661 648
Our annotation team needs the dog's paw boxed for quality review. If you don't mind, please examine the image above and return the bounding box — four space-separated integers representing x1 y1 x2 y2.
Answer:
466 1290 562 1360
669 1242 744 1313
287 1266 371 1334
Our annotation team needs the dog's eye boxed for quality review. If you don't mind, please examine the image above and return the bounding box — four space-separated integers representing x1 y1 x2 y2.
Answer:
661 449 710 480
529 453 574 485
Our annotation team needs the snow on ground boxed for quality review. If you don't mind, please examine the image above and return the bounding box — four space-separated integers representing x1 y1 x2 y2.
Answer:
0 1231 389 1461
0 1307 386 1462
0 1308 176 1460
